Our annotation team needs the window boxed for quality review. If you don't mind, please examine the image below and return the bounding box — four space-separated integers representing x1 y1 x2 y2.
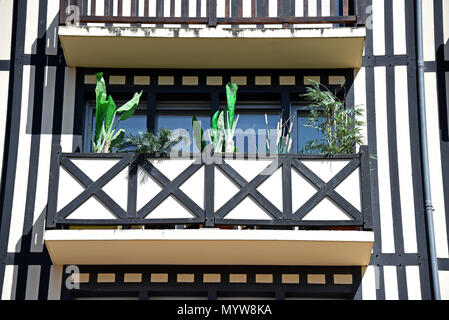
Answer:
291 105 327 154
83 98 332 155
84 101 147 152
156 101 211 153
156 112 210 153
234 111 280 154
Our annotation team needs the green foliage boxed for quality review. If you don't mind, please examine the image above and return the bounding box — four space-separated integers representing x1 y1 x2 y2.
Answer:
192 116 206 152
300 79 365 155
118 128 189 154
193 82 239 153
92 72 142 153
265 115 293 155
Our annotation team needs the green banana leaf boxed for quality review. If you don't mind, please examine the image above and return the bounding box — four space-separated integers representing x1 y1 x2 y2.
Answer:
117 91 143 121
211 110 220 145
94 96 110 144
192 116 206 152
110 129 125 150
226 82 238 129
217 111 224 136
95 72 107 102
94 72 108 144
103 96 117 135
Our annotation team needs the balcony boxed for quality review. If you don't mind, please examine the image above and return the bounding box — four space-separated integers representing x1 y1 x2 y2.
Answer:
58 0 367 69
44 146 374 266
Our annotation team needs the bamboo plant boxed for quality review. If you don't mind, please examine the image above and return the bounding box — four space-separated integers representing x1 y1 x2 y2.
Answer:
92 72 142 153
300 79 364 155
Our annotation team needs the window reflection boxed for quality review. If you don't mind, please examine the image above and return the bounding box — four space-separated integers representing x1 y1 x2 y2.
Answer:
156 113 210 153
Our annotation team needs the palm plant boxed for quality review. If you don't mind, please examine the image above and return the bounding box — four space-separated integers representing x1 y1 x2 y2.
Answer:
300 79 364 155
118 128 190 154
92 72 142 153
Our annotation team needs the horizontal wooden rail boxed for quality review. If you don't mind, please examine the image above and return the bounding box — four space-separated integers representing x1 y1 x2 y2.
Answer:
76 15 357 25
59 0 365 27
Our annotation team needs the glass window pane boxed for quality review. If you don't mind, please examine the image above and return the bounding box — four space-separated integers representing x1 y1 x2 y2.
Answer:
90 109 147 152
156 113 210 153
297 111 326 153
234 112 280 154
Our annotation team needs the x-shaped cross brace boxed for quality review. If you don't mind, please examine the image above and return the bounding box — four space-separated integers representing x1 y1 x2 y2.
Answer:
214 158 284 221
136 158 204 221
291 158 362 221
58 156 130 220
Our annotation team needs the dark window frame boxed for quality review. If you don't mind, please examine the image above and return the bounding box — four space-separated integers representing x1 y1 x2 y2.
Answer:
74 69 354 154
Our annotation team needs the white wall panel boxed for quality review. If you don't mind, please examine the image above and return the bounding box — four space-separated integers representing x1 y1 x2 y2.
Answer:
392 0 406 55
395 66 418 253
383 266 399 300
361 266 377 300
0 0 14 60
372 0 386 56
46 0 60 55
406 266 422 300
444 0 449 60
25 265 41 300
47 265 63 300
1 265 18 300
439 271 449 300
422 0 436 61
424 72 449 258
374 67 395 253
60 68 76 153
30 67 56 253
24 0 40 55
0 71 10 187
7 66 35 253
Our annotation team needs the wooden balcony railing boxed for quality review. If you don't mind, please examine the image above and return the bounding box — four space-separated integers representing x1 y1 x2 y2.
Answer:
59 0 367 27
45 146 373 230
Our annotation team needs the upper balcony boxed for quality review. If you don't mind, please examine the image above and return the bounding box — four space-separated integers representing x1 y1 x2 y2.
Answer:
58 0 367 69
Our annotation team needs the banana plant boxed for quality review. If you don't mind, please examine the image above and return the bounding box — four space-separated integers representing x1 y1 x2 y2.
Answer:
192 82 239 153
210 82 239 152
92 72 142 153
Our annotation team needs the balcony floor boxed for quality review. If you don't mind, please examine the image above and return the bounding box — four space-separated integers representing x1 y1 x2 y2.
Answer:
44 229 374 266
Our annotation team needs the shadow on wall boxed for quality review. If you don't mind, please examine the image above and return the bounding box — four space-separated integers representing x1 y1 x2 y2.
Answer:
436 39 449 142
10 10 60 256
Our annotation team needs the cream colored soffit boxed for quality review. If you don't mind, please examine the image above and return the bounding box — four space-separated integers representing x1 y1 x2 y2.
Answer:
58 26 366 69
44 229 374 266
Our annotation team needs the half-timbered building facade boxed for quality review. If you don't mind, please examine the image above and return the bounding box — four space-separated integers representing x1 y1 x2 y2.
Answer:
0 0 448 300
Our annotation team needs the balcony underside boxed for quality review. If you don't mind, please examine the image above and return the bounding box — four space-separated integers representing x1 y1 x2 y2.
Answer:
44 229 374 266
59 26 366 69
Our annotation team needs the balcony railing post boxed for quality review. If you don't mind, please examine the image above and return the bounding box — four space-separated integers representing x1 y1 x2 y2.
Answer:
204 148 215 227
127 154 138 218
360 145 373 230
208 0 217 27
355 0 367 26
59 0 69 25
282 156 292 222
46 144 62 229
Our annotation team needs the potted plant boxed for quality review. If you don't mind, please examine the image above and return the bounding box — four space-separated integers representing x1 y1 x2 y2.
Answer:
192 82 240 153
91 72 143 153
301 79 365 231
300 79 364 155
